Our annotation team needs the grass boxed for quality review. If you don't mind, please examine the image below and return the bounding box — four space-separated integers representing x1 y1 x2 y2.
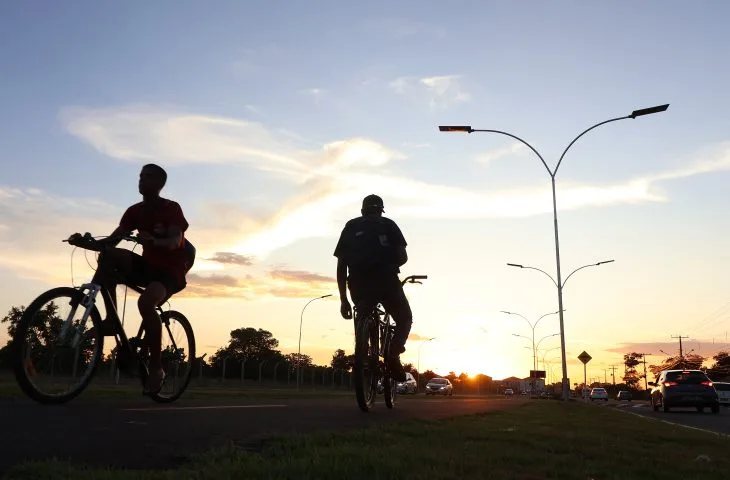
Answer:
4 401 729 480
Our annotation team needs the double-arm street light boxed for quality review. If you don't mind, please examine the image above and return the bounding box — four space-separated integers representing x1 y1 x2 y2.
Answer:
439 103 669 401
502 310 561 375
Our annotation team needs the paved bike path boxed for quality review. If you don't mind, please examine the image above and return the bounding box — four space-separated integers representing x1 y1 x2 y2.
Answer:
0 395 527 473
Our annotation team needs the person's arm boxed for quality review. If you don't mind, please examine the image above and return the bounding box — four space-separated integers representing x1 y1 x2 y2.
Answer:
144 202 189 249
333 225 352 319
337 258 348 302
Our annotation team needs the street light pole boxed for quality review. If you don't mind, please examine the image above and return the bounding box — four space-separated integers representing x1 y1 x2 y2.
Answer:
502 310 560 391
417 337 436 392
439 103 669 401
297 294 332 390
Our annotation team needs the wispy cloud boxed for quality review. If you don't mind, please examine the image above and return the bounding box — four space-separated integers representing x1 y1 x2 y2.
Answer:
206 252 254 266
270 269 335 284
408 332 435 341
59 104 730 262
390 74 471 109
182 269 334 299
476 142 526 165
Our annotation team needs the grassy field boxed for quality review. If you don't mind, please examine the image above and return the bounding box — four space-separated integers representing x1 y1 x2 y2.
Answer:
4 401 729 480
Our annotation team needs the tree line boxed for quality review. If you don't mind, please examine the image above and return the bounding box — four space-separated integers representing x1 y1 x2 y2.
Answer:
0 302 493 386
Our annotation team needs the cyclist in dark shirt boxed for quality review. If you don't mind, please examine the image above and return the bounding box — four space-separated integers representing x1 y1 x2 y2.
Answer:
68 163 190 395
333 194 412 381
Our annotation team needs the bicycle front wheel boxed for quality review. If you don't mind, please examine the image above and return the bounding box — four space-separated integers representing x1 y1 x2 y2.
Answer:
12 286 104 404
145 310 196 403
353 312 378 412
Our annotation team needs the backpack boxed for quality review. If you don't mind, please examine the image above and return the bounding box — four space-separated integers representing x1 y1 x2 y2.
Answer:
345 216 394 271
183 238 196 273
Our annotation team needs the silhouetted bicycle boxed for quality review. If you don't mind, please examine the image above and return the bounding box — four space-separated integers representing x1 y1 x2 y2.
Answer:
12 232 196 404
353 274 427 412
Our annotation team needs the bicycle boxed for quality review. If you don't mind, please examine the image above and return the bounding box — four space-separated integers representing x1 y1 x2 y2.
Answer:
352 274 427 412
11 232 196 405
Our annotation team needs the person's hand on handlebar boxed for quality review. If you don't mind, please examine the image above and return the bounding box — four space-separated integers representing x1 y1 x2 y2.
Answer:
67 232 96 248
137 231 155 245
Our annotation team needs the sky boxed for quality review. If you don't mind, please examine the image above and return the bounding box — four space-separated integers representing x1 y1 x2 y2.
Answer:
2 1 730 384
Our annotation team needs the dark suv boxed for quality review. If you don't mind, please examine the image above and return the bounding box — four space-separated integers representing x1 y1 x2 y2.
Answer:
648 369 720 413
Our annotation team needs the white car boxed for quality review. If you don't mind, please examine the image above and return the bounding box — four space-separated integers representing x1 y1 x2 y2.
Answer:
589 387 609 401
397 372 417 394
504 388 515 396
714 381 730 406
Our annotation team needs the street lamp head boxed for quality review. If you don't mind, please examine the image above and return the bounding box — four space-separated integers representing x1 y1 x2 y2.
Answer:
438 125 473 133
506 263 524 268
596 259 615 266
629 104 669 119
500 310 513 315
320 294 333 299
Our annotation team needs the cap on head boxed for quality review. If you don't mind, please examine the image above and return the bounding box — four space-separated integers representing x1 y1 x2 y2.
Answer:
361 194 384 214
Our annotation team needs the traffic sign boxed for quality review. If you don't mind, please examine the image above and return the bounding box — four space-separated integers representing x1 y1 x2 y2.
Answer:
578 351 592 364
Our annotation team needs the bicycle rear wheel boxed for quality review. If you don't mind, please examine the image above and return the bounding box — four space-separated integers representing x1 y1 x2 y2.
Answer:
354 311 378 412
12 287 104 404
139 310 196 403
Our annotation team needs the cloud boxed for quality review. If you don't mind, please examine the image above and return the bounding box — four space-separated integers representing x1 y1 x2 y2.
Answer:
59 104 308 179
476 142 526 165
408 332 434 341
180 268 335 299
390 75 471 109
270 269 335 284
59 104 730 263
206 252 254 266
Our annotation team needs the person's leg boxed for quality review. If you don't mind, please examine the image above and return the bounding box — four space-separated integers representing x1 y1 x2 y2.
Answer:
381 278 413 354
380 276 413 381
90 248 142 334
138 280 168 394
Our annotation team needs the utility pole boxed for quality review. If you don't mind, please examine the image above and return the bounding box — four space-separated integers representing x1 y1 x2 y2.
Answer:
637 353 652 391
671 335 689 368
603 369 607 384
609 365 618 385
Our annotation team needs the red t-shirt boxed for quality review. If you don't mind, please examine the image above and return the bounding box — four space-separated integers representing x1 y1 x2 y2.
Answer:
119 198 189 283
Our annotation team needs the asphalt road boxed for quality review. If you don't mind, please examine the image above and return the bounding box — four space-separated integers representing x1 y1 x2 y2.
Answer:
599 399 730 435
0 394 526 473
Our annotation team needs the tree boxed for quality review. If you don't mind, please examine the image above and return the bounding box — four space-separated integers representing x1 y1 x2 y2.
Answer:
707 351 730 381
284 353 313 370
649 353 706 376
1 302 98 374
622 352 644 389
330 349 354 372
210 327 283 367
422 369 437 384
403 362 417 376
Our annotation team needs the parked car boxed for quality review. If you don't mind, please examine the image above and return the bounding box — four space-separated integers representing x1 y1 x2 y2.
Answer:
504 388 515 396
711 381 730 406
589 387 609 401
648 369 720 413
397 372 417 394
425 377 453 396
616 390 633 402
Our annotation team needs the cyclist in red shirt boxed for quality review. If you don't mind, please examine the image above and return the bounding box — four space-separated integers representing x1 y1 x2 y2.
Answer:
68 163 190 395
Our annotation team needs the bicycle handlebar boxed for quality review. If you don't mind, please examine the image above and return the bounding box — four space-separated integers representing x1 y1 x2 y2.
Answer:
401 274 428 286
63 232 141 248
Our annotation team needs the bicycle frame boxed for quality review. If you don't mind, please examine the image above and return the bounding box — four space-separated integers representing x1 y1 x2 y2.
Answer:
58 234 176 371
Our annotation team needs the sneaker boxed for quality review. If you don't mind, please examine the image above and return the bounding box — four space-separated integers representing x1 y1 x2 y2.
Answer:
387 354 407 382
143 368 166 396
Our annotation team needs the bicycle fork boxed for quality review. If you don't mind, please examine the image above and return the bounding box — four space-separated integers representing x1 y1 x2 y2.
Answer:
58 283 102 349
